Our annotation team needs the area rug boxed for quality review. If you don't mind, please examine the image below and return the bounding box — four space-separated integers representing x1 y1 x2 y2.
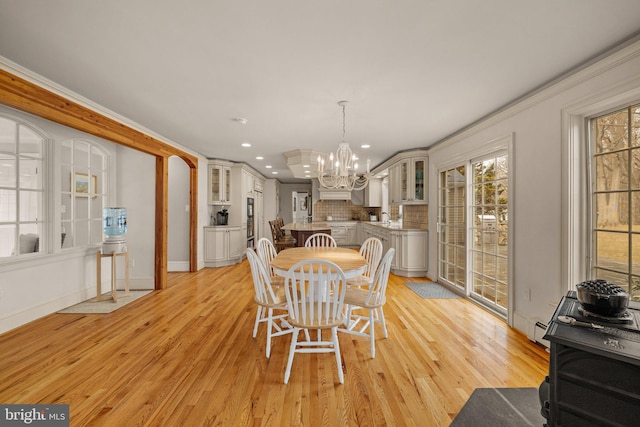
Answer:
450 388 544 427
404 282 460 299
57 290 152 314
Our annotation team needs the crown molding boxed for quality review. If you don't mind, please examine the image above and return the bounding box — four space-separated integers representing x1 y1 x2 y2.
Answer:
429 36 640 154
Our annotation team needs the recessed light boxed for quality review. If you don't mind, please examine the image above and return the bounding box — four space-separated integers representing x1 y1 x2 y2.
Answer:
256 156 264 160
241 142 251 148
265 165 272 169
272 171 278 175
303 164 310 168
361 144 370 149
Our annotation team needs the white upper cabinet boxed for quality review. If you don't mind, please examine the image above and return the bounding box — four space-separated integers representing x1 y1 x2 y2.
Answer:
390 156 427 204
208 161 232 204
364 177 382 207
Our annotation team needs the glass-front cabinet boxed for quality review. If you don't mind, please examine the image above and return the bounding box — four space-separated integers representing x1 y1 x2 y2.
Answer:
391 156 427 204
412 157 426 202
208 161 232 204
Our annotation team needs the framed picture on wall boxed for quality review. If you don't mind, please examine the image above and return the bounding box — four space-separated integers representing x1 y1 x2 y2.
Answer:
73 172 97 197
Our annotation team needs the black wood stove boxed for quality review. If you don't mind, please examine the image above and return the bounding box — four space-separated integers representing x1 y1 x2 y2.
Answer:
540 291 640 426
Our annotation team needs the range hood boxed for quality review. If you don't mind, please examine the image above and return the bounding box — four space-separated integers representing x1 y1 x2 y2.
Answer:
318 188 352 200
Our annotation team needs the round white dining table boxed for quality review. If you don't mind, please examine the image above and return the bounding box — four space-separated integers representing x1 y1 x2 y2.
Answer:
270 247 366 279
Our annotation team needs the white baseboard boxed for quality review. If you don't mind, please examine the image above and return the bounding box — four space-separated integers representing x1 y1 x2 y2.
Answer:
514 312 550 348
0 287 92 334
168 261 190 272
117 277 154 290
0 277 156 334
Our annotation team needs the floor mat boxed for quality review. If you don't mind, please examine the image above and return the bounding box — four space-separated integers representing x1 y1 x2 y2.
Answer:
404 282 460 299
451 388 544 427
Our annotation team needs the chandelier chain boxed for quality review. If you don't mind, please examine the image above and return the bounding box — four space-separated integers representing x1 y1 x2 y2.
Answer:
342 102 346 141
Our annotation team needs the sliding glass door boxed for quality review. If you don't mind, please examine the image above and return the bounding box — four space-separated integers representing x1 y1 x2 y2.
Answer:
469 152 509 315
437 149 510 317
438 165 466 289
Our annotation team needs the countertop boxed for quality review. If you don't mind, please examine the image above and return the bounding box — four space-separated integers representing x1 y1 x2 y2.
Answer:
282 222 332 231
285 221 427 232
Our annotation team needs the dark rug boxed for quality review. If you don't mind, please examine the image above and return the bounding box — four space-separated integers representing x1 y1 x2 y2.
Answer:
450 388 544 427
404 282 460 299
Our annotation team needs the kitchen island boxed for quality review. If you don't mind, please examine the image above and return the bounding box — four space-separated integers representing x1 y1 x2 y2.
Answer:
282 222 332 247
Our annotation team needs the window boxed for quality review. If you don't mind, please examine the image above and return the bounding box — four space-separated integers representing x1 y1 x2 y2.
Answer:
0 116 45 257
60 139 108 249
590 103 640 300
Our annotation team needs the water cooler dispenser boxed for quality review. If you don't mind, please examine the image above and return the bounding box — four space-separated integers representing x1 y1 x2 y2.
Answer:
102 207 128 254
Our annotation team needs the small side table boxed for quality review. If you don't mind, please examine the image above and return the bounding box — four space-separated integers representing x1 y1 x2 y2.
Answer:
95 249 130 302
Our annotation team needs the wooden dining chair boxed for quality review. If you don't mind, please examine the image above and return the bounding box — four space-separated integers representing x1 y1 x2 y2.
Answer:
246 248 293 358
340 248 395 358
347 237 383 288
304 232 337 248
255 237 284 287
283 259 347 384
269 220 296 252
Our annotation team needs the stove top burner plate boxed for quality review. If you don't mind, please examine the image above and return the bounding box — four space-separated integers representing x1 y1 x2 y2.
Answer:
578 306 634 324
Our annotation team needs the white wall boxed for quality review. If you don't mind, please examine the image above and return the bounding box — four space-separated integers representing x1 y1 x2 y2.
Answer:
116 145 155 288
278 183 312 224
427 39 640 335
168 156 191 271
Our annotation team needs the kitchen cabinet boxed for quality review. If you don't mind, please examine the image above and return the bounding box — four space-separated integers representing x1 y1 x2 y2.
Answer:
243 170 264 197
364 177 382 207
394 230 428 276
208 161 232 204
389 156 427 204
360 223 427 277
347 226 357 245
204 226 243 267
327 221 358 246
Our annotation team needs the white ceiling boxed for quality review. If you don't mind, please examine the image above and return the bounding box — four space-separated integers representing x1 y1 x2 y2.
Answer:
2 1 640 182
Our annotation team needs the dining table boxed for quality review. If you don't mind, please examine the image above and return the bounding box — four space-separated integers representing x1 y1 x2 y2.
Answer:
270 246 366 279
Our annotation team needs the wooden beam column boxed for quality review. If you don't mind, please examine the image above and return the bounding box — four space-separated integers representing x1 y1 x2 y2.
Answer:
0 68 201 283
155 156 169 289
189 164 199 272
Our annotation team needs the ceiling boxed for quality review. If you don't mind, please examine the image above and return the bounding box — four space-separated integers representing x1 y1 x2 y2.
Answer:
1 1 640 182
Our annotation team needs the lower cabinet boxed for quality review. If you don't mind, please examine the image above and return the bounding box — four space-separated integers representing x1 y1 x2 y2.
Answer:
360 224 428 277
394 230 428 277
204 226 244 267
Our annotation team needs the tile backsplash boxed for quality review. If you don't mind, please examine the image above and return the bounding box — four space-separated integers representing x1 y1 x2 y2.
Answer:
402 204 428 230
313 200 378 221
313 200 428 230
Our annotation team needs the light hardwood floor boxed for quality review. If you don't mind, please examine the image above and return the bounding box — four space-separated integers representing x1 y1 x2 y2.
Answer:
0 260 549 426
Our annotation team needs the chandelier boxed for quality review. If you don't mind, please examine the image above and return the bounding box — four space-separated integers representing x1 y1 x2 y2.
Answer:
317 101 370 190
